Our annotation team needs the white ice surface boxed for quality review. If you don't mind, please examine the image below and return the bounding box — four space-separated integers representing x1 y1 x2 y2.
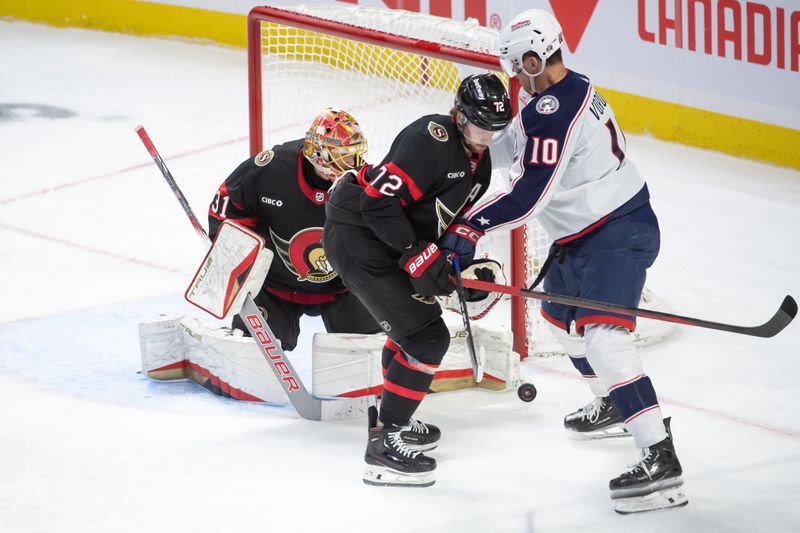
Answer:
1 20 799 533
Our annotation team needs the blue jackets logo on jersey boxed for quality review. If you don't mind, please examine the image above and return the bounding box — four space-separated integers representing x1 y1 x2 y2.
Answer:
536 95 560 115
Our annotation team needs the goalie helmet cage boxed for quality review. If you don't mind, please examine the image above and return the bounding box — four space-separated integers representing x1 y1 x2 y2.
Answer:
246 4 674 358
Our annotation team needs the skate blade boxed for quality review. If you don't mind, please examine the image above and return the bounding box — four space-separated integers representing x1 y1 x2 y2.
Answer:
363 465 435 488
566 424 631 441
613 485 688 514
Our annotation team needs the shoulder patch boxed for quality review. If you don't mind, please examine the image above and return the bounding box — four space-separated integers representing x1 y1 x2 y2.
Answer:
254 149 274 167
535 95 560 115
427 121 449 142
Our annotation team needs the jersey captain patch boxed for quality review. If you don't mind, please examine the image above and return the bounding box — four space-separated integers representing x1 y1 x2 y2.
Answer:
536 95 560 115
254 149 274 166
427 121 449 142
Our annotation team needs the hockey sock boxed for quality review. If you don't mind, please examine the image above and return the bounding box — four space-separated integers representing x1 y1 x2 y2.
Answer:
379 322 449 427
609 377 667 448
380 357 436 427
381 338 400 374
568 356 607 397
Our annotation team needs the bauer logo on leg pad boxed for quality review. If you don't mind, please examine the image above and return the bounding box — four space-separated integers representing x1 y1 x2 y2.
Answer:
185 220 273 319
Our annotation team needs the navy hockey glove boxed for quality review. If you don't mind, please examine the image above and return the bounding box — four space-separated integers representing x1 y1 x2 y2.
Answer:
438 217 484 267
400 241 455 296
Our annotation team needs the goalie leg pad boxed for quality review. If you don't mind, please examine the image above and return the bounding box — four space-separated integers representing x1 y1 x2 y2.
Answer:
430 325 519 393
310 326 519 398
140 316 293 404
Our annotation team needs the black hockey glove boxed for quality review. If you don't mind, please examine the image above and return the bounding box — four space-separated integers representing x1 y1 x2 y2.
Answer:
438 217 484 268
399 241 455 296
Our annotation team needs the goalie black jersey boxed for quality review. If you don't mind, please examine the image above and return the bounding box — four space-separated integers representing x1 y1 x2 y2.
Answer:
208 139 345 296
326 114 492 251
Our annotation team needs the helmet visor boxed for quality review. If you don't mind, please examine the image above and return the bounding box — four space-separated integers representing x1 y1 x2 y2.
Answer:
499 56 520 77
463 121 495 147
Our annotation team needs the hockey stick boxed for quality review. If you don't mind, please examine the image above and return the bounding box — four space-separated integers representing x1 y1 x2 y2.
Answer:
461 278 797 338
452 257 484 382
135 125 358 421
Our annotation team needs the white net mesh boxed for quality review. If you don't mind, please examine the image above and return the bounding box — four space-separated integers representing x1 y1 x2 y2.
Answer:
256 5 499 162
250 4 674 357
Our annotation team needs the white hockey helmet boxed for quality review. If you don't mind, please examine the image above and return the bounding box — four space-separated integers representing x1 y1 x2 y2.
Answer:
498 9 564 78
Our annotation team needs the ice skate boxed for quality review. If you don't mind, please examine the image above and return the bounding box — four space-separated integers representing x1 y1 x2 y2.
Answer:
400 417 441 452
610 417 688 514
564 396 631 439
363 407 436 487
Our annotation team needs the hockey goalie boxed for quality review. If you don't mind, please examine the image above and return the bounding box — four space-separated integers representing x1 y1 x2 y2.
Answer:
139 220 523 418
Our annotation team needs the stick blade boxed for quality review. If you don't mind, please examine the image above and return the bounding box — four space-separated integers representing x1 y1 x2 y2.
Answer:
756 295 797 338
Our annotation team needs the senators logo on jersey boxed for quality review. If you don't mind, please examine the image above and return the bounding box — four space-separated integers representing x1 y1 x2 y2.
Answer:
269 227 337 283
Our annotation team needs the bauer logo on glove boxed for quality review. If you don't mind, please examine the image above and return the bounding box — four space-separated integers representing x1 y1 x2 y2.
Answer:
438 258 506 320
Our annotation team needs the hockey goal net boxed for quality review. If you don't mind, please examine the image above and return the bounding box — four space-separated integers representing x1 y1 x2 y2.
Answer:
247 4 675 358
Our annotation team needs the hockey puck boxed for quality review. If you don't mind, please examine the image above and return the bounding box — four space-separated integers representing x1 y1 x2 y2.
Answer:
517 383 537 402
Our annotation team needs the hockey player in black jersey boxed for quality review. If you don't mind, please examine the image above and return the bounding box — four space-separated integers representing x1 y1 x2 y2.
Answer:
208 109 380 351
322 74 512 487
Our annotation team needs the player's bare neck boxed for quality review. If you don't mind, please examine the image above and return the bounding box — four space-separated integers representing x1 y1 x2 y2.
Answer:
534 64 568 95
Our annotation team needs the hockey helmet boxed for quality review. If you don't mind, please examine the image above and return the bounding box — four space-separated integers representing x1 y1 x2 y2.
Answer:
454 73 512 133
498 9 563 78
303 108 367 179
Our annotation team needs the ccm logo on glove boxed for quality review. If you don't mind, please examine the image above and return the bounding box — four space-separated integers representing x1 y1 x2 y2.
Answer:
449 224 483 245
404 242 441 277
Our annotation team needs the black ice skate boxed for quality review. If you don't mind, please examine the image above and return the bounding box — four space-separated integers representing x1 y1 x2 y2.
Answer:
563 396 631 439
400 417 441 452
363 407 436 487
609 417 688 514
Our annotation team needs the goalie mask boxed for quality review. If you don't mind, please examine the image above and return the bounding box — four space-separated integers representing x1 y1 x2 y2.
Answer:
438 259 506 320
303 108 368 180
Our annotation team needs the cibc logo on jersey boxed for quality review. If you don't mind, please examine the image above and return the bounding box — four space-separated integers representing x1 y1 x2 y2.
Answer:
269 227 337 283
261 196 283 207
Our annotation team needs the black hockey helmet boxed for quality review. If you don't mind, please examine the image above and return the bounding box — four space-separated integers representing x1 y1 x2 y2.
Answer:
454 73 512 131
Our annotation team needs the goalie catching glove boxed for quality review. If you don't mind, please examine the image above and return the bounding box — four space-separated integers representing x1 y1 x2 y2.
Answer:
400 240 455 296
438 258 505 320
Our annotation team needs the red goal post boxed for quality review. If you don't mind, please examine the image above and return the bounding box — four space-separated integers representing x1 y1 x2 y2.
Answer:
245 5 674 359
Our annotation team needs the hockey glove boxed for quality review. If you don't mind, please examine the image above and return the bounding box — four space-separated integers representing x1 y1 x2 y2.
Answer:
438 217 484 268
400 241 455 296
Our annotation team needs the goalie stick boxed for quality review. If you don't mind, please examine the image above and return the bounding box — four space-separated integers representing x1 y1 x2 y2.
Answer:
460 278 797 338
452 256 484 382
135 125 347 421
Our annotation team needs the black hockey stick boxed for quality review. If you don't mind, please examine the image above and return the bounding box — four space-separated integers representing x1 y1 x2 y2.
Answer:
135 125 359 421
452 257 483 382
461 278 796 338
